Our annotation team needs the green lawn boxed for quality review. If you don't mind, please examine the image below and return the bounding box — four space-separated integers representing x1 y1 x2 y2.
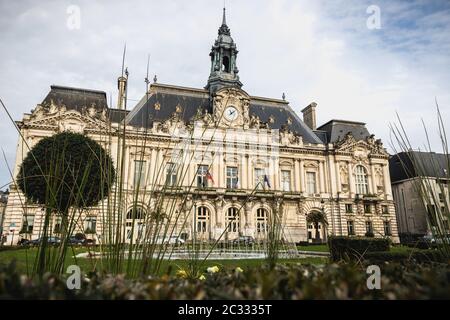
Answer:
296 244 329 252
0 247 328 276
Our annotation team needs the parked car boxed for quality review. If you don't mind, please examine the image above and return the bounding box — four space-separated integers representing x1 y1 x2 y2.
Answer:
152 236 185 245
232 236 255 246
17 238 31 246
29 236 61 246
68 236 85 246
423 234 450 245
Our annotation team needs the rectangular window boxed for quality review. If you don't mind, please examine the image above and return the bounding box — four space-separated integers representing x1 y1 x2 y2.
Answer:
22 214 35 233
165 162 177 186
383 221 392 236
365 221 373 235
254 168 265 190
345 204 353 213
306 172 316 195
281 170 291 192
382 205 389 214
54 216 62 234
347 221 355 236
85 217 97 234
133 160 146 188
439 193 445 202
226 166 238 189
364 204 372 213
197 165 208 188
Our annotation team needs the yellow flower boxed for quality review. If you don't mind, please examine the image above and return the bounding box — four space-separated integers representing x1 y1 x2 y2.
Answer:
176 269 187 278
207 266 220 273
199 274 206 281
235 267 244 273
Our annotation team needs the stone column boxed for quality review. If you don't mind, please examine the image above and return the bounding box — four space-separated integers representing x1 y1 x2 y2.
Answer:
212 151 219 188
242 154 248 190
348 162 355 197
273 156 279 191
214 196 224 239
383 164 392 199
370 163 377 195
334 158 341 194
218 151 224 188
247 155 252 189
157 148 164 185
319 161 325 194
124 146 131 189
294 159 301 192
244 201 254 237
148 148 157 188
299 159 305 193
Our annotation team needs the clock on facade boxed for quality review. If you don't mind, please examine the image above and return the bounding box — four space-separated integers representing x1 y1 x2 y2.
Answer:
224 106 238 122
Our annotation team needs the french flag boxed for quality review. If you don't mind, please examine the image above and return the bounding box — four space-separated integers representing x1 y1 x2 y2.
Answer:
206 169 214 184
264 175 271 189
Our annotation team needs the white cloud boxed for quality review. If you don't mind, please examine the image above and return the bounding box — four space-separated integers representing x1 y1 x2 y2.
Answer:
0 0 449 188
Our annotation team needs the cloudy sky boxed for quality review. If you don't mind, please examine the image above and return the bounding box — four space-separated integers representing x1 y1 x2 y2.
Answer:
0 0 449 189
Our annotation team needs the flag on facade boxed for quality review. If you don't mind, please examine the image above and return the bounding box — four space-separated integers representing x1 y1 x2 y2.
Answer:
264 174 271 188
206 169 214 183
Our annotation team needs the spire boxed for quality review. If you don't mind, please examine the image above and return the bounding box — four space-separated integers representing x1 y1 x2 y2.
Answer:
218 6 230 36
206 7 242 92
222 7 227 26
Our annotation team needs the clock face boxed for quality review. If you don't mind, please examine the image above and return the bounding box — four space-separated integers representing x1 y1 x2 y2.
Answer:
224 106 238 122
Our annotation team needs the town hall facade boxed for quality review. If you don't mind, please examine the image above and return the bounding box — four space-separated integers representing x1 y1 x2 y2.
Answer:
2 9 399 245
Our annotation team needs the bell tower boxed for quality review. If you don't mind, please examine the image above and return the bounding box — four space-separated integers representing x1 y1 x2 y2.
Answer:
206 7 243 93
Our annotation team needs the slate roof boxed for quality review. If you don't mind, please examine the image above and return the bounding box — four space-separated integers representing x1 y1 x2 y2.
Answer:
41 85 108 112
125 84 210 129
317 119 371 143
125 83 323 144
389 151 450 183
108 108 130 123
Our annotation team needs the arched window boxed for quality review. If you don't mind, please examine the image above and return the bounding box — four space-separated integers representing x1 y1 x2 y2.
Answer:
126 207 146 240
126 207 146 220
226 207 239 233
256 208 268 234
196 206 210 233
222 56 230 72
355 165 369 195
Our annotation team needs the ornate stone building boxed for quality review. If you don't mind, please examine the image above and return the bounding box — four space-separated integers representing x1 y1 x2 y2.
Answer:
2 9 399 245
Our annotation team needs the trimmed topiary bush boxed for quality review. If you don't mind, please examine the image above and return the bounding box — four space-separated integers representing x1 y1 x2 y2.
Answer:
328 236 390 262
17 131 115 214
16 131 116 276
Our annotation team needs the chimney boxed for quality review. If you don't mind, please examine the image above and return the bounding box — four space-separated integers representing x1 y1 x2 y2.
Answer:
301 102 317 130
117 75 127 110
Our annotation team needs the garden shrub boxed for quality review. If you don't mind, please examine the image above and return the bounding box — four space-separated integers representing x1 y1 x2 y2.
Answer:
364 249 446 265
328 236 390 262
0 261 449 299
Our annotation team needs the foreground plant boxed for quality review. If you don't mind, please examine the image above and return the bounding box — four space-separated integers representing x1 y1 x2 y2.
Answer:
1 261 449 299
390 103 450 259
15 132 116 277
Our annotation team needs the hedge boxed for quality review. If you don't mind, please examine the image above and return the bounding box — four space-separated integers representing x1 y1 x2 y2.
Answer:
364 250 447 265
328 236 390 262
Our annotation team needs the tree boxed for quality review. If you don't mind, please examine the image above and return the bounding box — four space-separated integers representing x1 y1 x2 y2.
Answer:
18 131 115 215
17 131 116 275
307 210 328 243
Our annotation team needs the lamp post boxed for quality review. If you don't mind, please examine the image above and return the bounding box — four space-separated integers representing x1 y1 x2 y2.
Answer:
193 202 197 247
